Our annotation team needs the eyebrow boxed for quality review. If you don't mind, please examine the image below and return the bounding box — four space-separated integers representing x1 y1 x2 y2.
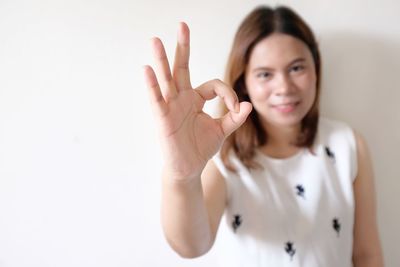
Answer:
251 57 306 73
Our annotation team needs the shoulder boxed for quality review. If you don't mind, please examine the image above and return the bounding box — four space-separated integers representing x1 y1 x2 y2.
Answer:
352 129 374 181
352 129 370 159
318 117 353 135
317 117 356 149
317 117 358 180
319 118 374 181
348 127 372 182
318 118 368 158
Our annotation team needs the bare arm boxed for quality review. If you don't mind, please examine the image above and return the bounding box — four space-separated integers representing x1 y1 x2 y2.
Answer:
143 23 251 258
161 160 227 258
352 130 384 267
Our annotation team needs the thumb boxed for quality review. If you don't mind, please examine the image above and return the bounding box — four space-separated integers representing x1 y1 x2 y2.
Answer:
219 101 252 138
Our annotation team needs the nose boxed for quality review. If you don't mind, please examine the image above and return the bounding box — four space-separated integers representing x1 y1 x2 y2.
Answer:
275 73 294 96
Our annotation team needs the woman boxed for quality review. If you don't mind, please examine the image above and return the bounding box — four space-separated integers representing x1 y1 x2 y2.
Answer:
143 5 384 267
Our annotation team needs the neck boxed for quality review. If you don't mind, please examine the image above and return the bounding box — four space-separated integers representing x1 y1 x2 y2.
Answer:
265 122 300 146
260 121 301 158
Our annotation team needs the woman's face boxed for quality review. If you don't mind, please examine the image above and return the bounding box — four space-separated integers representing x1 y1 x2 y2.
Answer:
245 33 317 129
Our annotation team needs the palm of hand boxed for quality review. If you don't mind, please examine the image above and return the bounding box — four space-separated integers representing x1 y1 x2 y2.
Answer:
143 22 252 180
159 89 224 177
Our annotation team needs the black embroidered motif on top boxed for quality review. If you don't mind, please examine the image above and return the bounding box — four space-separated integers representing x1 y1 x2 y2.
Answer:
285 241 296 261
295 184 306 199
232 214 242 233
325 146 335 162
333 217 341 237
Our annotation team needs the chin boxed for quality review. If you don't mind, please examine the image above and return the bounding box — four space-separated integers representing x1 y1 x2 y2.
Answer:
265 114 305 128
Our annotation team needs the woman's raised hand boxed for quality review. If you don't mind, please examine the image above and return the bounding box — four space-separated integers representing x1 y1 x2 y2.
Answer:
143 22 252 181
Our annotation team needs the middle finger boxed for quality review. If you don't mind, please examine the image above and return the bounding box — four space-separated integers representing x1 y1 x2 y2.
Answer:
173 22 192 91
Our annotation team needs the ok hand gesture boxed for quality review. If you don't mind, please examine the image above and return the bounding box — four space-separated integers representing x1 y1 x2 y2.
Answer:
143 23 252 181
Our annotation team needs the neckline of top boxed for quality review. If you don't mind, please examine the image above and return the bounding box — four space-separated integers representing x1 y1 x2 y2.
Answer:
256 147 306 164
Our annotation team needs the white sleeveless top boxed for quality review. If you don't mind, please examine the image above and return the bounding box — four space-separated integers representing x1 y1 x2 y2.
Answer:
212 117 358 267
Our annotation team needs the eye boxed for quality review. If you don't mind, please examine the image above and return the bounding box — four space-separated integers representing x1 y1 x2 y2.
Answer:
256 72 271 79
290 65 305 73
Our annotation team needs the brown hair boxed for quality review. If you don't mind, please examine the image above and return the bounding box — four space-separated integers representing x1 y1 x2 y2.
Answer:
221 5 321 171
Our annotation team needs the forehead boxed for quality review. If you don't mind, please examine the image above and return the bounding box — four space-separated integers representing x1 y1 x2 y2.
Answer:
248 33 312 67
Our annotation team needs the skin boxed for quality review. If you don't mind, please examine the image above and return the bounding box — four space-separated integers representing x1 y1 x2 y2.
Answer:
143 22 252 257
244 33 317 158
143 22 384 266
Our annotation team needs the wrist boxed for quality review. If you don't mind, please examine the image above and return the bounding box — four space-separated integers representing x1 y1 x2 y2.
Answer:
162 164 203 183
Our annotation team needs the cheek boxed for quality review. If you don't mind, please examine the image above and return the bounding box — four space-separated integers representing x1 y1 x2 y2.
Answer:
298 73 317 95
246 80 272 102
300 78 317 108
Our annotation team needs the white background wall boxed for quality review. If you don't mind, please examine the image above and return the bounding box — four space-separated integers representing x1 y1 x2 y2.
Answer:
0 0 399 266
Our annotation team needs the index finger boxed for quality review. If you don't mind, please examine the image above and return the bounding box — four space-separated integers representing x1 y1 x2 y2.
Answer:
195 79 239 113
151 37 178 101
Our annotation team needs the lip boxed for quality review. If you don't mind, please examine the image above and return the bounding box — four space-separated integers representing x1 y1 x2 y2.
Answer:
271 101 300 113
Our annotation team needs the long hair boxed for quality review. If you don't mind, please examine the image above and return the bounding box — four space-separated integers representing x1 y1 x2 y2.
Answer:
221 5 321 171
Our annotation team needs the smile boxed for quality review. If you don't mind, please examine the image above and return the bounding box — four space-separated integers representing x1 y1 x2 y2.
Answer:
272 101 300 113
